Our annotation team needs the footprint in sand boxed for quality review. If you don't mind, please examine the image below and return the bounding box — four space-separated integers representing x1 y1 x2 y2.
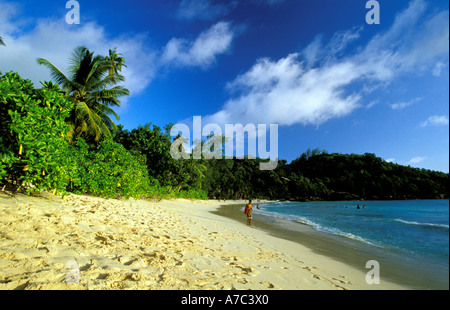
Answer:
261 281 275 289
303 266 318 271
118 256 135 266
227 262 256 275
332 277 352 285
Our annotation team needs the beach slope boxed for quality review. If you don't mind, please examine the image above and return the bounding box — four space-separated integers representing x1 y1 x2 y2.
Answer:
0 193 406 290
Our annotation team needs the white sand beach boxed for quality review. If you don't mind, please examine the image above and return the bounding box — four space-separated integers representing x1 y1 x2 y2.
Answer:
0 192 407 290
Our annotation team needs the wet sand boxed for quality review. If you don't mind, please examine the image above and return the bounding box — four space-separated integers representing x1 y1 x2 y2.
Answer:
213 203 447 290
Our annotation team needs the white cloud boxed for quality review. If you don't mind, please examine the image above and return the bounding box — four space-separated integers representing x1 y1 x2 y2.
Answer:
329 27 362 55
203 0 449 128
432 62 447 76
175 0 237 21
0 3 156 108
302 27 362 68
301 35 323 68
390 97 423 110
205 53 361 127
387 156 428 167
421 115 450 127
0 1 20 35
161 21 235 69
0 1 238 113
408 156 426 165
366 100 379 109
390 102 411 110
357 0 449 80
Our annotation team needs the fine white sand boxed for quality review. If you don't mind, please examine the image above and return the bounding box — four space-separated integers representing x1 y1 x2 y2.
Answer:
0 192 407 290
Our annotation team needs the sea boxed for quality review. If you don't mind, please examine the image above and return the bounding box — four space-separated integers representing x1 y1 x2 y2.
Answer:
253 199 449 289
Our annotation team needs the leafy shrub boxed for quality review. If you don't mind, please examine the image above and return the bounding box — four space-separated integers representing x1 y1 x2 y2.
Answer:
71 138 152 199
0 71 153 199
0 71 74 195
176 188 208 200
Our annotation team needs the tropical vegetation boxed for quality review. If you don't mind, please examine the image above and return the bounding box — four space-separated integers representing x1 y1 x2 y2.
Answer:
0 46 448 201
37 46 129 143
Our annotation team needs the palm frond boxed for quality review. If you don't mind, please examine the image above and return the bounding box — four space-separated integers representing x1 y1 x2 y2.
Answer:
86 55 110 84
90 111 112 141
69 46 88 79
38 46 130 143
97 110 118 133
36 58 72 89
98 86 130 98
93 104 120 121
88 86 130 108
85 71 125 91
74 101 103 140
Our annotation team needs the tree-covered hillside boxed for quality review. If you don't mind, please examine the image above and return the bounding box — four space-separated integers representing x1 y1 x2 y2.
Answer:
192 149 449 201
280 150 449 201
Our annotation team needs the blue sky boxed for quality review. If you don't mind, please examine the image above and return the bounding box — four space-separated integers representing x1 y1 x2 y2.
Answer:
1 0 449 172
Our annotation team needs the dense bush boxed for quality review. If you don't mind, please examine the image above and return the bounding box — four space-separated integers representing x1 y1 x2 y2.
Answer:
114 125 208 193
0 71 154 199
0 71 74 195
70 138 152 199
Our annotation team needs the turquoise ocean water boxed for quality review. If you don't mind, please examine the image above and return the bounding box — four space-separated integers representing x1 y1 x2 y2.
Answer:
254 200 449 289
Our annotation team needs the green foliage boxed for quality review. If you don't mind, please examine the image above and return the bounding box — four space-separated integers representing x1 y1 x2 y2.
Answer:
162 188 209 200
114 124 178 186
181 148 448 201
0 71 74 195
37 46 130 143
0 153 12 182
1 70 447 202
114 124 208 195
286 151 449 200
70 138 152 199
0 71 151 199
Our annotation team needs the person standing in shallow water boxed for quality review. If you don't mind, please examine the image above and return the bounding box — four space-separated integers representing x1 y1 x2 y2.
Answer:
244 200 253 227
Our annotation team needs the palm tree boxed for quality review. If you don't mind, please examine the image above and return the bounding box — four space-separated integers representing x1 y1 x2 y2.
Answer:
103 48 127 90
0 36 5 46
37 46 130 142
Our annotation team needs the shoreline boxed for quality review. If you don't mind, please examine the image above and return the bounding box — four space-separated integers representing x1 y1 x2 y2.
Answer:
213 203 448 290
0 193 409 290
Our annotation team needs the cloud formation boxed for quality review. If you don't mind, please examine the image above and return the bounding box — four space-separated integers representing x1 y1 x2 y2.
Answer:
207 53 362 126
0 2 156 104
161 21 235 69
0 2 237 109
421 115 450 127
204 0 449 127
390 98 423 110
408 156 427 165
